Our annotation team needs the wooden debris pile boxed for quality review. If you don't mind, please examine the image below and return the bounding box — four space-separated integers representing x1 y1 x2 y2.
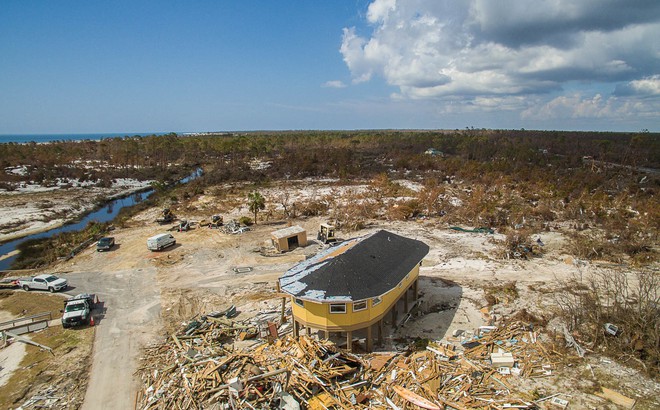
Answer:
136 320 365 409
367 321 562 409
136 317 565 409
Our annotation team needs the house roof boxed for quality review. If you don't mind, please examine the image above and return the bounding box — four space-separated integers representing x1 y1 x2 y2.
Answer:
278 230 429 302
271 225 306 239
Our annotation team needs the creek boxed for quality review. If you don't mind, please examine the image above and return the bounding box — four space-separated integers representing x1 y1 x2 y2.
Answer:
0 168 202 271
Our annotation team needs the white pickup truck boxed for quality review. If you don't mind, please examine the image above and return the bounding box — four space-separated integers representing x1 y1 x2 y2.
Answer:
62 294 95 328
18 274 68 293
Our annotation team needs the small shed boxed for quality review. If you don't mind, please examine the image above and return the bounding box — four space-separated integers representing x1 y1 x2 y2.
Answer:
271 225 307 252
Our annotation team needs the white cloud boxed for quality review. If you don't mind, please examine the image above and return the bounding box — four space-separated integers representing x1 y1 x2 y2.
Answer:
322 80 347 88
340 27 373 83
614 75 660 96
521 93 660 121
366 0 397 24
340 0 660 124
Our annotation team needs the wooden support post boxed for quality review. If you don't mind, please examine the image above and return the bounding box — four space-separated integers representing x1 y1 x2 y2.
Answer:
280 297 287 323
414 279 419 300
346 331 353 352
404 290 409 313
392 303 398 328
323 330 329 340
378 319 384 344
366 325 373 352
293 320 299 338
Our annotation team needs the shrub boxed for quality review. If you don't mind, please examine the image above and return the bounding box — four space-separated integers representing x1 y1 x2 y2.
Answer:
298 201 329 217
0 181 16 191
555 268 660 379
497 228 541 259
484 281 519 305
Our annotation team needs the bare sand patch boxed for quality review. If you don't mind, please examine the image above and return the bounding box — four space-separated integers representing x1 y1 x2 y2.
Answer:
0 337 27 388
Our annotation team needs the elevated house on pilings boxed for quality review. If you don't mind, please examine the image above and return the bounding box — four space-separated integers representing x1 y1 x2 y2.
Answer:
277 230 429 352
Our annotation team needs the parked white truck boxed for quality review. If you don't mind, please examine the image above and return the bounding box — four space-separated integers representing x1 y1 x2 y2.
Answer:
61 294 95 328
18 274 68 292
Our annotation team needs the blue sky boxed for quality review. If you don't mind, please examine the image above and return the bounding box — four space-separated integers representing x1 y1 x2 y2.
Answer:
1 0 658 133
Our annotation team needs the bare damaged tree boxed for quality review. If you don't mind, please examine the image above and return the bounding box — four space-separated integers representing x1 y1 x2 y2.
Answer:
554 267 659 378
277 191 292 218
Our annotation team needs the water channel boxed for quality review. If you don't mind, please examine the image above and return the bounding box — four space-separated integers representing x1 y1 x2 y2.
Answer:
0 168 202 271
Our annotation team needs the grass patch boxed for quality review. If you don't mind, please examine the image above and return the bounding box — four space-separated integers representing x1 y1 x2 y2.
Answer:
0 290 65 319
0 326 94 409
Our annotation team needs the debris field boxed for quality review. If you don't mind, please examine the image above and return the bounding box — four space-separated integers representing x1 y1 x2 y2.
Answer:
135 309 580 410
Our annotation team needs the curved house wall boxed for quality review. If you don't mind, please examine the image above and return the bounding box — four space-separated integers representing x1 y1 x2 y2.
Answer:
291 264 419 332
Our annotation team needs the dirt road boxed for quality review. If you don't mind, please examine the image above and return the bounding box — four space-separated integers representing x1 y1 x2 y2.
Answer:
59 223 166 410
65 266 159 410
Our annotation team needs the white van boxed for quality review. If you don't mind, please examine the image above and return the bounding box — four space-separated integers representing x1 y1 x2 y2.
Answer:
147 233 176 251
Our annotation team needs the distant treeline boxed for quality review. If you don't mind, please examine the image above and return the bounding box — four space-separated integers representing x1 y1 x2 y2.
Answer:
0 130 657 187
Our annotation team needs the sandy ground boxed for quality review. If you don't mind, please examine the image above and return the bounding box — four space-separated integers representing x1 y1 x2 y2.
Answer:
1 180 658 409
0 311 25 390
0 338 26 389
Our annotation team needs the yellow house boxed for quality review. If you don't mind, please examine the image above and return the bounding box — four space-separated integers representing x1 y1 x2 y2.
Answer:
278 230 429 352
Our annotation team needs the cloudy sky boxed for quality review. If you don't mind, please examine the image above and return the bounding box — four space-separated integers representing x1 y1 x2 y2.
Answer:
0 0 658 134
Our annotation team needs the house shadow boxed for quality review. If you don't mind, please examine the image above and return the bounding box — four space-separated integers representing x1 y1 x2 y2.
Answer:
389 276 463 345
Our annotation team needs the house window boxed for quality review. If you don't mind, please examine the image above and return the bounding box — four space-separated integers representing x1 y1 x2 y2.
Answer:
330 303 346 314
294 298 304 307
372 297 382 307
353 300 367 312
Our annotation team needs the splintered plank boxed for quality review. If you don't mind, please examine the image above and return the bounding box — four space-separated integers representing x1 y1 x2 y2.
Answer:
391 385 442 410
595 387 636 409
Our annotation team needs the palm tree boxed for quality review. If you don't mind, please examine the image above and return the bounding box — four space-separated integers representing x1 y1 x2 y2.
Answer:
247 191 265 224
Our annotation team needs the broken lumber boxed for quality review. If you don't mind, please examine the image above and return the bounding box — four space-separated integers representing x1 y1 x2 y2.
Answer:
595 387 636 409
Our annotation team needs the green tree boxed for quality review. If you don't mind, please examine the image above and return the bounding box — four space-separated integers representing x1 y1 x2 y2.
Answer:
247 191 266 224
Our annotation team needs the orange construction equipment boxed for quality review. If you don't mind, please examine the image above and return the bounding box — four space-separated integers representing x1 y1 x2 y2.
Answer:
90 315 95 327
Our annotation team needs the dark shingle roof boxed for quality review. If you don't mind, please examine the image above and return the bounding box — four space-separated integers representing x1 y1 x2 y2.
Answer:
279 230 429 302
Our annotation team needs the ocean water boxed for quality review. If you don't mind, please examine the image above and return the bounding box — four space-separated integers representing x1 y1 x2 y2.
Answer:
0 132 174 144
